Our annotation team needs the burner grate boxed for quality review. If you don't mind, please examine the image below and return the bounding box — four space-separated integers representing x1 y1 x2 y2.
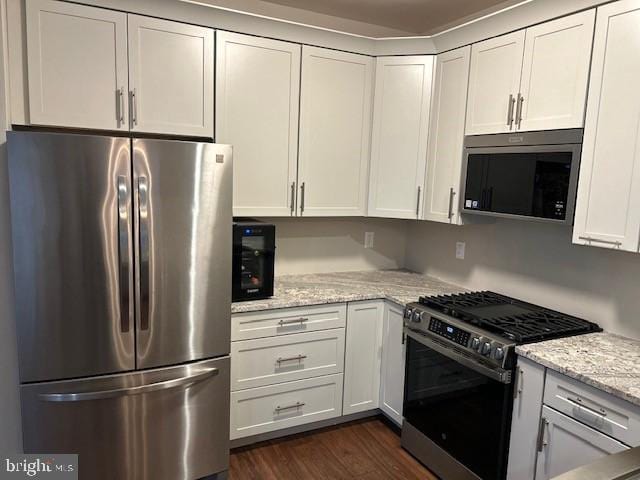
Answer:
419 291 601 344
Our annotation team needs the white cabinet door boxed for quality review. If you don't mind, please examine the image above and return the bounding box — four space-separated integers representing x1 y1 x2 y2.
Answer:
343 301 383 415
518 10 595 132
298 47 373 217
128 15 213 137
423 46 470 225
379 302 405 425
466 31 525 135
216 32 300 217
535 406 629 480
25 0 128 130
369 56 433 219
573 0 640 253
507 357 546 480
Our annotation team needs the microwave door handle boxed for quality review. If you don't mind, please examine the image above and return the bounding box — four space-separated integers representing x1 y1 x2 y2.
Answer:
138 176 150 331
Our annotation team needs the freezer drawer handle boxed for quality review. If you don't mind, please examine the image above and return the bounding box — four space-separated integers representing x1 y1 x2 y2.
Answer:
117 176 131 333
38 367 219 402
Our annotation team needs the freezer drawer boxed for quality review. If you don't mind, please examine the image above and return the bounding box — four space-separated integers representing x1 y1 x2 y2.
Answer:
21 357 230 480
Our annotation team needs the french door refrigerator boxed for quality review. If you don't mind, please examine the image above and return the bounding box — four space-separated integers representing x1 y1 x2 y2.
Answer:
7 130 232 480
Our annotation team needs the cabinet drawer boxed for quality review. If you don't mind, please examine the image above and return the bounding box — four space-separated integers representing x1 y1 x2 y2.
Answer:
544 370 640 446
231 304 347 341
230 374 343 440
231 329 345 391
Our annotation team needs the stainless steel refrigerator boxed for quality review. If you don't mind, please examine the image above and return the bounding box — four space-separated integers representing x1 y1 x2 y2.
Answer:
8 130 232 480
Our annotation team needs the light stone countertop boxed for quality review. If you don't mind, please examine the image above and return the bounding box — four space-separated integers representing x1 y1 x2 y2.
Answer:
231 269 466 314
516 332 640 408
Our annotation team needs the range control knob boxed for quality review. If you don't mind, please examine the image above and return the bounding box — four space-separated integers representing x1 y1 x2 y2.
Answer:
411 310 422 323
481 341 492 355
471 337 481 350
494 347 505 360
404 308 413 319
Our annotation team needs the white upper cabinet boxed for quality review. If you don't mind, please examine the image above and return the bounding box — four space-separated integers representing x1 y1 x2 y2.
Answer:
466 31 525 135
369 56 434 219
573 0 640 253
519 10 595 131
25 0 128 130
216 32 300 217
298 47 373 217
128 15 213 137
423 46 470 225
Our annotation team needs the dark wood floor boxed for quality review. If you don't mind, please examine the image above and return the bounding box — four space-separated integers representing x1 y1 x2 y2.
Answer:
229 417 437 480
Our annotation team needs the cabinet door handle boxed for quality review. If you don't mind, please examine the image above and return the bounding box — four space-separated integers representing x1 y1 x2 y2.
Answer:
536 417 549 452
578 236 622 247
513 366 524 399
274 401 305 414
507 94 515 129
447 188 456 220
290 182 295 215
130 89 138 126
300 182 306 214
278 317 308 326
276 354 307 364
515 93 524 129
416 186 422 217
117 87 125 126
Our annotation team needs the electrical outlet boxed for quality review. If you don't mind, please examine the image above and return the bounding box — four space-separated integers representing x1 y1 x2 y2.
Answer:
364 231 375 249
456 242 466 260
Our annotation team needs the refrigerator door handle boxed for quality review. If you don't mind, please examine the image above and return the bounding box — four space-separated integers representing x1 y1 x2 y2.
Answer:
38 366 219 402
138 176 150 331
117 176 131 333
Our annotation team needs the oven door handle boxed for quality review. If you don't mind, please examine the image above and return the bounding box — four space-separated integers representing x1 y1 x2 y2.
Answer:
405 329 512 384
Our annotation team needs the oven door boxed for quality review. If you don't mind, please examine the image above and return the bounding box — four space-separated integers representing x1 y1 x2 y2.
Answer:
403 332 514 480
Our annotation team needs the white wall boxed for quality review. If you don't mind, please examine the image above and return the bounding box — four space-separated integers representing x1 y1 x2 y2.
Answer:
405 219 640 339
265 217 408 276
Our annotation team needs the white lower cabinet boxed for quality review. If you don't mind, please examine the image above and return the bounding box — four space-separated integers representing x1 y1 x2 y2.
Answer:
379 302 406 425
230 373 344 440
343 301 383 415
231 329 345 391
535 406 629 480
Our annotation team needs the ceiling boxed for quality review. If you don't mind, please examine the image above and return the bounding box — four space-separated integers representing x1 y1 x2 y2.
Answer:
193 0 524 37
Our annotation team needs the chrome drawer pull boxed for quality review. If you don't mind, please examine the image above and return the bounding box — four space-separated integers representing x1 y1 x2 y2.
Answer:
275 401 305 414
578 236 622 247
278 317 308 326
567 396 608 419
276 355 307 364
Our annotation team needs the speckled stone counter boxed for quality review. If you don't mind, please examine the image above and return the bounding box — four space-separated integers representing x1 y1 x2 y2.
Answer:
516 332 640 407
231 269 465 314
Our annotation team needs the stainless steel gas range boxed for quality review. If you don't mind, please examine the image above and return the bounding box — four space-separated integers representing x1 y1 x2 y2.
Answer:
401 292 601 480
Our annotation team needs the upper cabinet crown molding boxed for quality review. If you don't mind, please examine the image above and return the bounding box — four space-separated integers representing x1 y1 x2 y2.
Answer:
25 0 129 130
127 15 214 137
368 55 434 219
573 0 640 253
297 46 373 217
215 31 301 217
466 10 595 135
423 46 471 225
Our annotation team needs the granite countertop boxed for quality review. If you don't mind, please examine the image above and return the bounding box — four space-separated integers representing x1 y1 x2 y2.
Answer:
517 332 640 408
231 269 466 314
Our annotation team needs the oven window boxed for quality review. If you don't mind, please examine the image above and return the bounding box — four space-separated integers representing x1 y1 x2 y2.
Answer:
404 337 513 480
241 235 265 290
464 152 572 220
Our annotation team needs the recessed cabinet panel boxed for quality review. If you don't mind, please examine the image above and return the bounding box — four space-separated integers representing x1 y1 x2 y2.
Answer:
573 0 640 252
423 46 471 225
379 302 405 425
519 10 595 131
466 31 525 135
369 56 433 219
216 32 300 217
128 15 213 137
25 0 128 130
298 47 373 217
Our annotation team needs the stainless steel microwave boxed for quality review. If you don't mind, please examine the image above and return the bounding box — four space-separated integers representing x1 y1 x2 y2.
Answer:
461 129 583 224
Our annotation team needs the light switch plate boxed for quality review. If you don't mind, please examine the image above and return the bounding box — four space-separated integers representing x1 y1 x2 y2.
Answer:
364 232 375 249
456 242 466 260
